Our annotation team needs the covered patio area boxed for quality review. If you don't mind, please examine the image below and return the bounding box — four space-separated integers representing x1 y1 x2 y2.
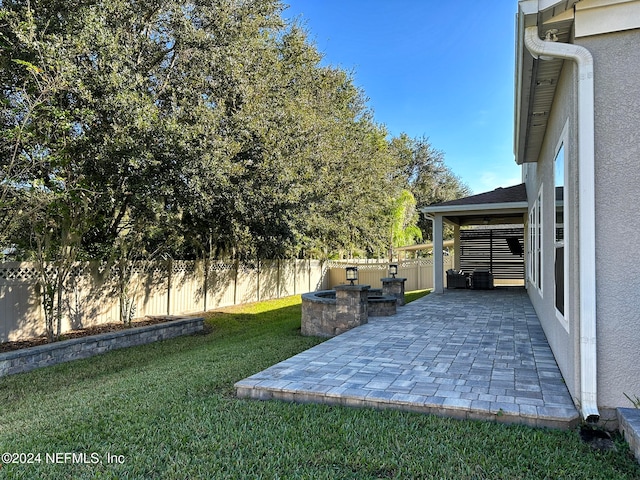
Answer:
235 288 578 428
422 183 528 293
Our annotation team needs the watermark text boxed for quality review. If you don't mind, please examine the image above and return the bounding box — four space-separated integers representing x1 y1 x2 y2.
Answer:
1 452 125 466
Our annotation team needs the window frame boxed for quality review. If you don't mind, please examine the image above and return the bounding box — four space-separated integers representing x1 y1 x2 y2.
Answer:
554 121 570 331
528 185 543 295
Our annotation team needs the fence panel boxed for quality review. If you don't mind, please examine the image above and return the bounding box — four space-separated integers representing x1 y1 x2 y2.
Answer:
422 260 433 290
327 261 386 289
326 267 343 289
0 263 44 342
279 260 295 297
326 257 452 291
235 263 259 304
170 261 204 315
66 263 119 329
353 265 386 289
309 260 327 291
258 260 279 301
207 261 236 309
1 258 329 342
400 261 419 291
134 262 170 317
293 260 309 294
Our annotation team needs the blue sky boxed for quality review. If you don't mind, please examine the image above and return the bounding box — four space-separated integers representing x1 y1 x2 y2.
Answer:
282 0 522 194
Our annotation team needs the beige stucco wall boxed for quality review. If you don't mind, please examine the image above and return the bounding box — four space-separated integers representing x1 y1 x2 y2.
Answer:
525 27 640 412
579 29 640 410
524 58 581 404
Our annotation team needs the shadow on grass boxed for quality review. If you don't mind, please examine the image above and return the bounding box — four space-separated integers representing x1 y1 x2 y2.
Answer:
1 291 431 406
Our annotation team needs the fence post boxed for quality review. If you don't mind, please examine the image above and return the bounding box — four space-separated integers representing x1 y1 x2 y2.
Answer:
167 259 172 315
203 258 208 312
257 260 261 302
233 259 239 305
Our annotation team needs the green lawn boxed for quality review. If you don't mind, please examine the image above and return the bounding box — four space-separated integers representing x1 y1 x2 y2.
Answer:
0 291 638 479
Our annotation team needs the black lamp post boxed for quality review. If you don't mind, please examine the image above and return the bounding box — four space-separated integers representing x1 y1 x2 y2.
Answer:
389 264 398 279
345 266 358 285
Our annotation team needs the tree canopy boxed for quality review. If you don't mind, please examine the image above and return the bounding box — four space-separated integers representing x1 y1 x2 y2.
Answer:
1 0 470 263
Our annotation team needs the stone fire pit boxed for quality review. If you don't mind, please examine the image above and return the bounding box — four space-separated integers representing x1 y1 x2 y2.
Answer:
301 286 397 338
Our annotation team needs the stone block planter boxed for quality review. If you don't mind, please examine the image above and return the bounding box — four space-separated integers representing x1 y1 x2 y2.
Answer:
0 317 204 378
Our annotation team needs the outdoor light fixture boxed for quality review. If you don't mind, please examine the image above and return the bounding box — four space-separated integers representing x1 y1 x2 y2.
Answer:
345 266 358 285
389 264 398 278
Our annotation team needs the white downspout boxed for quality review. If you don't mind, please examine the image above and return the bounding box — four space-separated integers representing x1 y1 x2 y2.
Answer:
524 26 599 423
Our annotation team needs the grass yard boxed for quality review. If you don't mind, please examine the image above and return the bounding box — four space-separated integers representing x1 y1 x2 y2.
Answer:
0 291 639 479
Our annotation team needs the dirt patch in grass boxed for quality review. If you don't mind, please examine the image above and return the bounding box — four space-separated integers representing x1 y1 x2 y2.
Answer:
0 316 179 354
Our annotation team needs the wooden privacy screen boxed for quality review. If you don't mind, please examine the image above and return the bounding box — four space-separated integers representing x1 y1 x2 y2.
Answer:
460 227 525 280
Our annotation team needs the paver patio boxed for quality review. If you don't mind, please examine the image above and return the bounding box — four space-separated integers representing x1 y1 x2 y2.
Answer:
235 288 579 429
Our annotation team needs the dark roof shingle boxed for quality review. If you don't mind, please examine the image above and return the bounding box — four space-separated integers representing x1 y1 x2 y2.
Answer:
427 183 527 208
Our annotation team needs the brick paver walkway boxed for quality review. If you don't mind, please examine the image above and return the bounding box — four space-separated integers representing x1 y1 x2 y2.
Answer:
235 288 579 428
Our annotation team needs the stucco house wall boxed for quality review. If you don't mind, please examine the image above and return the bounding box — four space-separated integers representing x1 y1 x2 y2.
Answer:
525 24 640 414
578 28 640 411
524 58 581 404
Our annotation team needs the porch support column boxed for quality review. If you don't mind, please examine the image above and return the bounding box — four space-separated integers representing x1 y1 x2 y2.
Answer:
433 214 444 294
453 224 461 271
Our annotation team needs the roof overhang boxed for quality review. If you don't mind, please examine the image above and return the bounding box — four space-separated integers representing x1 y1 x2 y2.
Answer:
514 0 578 165
423 202 528 216
421 184 528 227
422 202 528 228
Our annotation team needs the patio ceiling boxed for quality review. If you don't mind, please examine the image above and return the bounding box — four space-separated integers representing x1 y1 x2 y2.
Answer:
421 183 528 227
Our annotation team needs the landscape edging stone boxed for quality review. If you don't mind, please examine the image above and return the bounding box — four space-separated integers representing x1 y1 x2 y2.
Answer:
0 317 204 377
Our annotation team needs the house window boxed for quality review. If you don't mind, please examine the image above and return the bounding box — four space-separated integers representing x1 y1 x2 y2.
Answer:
555 138 566 321
528 186 543 293
536 188 542 292
555 145 565 244
528 209 533 283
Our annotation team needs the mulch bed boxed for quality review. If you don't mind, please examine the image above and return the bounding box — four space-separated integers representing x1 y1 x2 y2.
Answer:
0 317 177 354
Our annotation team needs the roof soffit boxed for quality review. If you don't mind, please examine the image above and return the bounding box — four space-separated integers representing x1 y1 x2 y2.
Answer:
514 0 577 165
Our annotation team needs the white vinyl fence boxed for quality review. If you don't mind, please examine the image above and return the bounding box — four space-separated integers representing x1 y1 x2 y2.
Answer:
326 257 453 290
0 259 327 342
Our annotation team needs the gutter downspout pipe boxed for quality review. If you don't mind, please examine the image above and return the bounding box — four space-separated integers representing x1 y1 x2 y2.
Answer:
524 26 599 423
